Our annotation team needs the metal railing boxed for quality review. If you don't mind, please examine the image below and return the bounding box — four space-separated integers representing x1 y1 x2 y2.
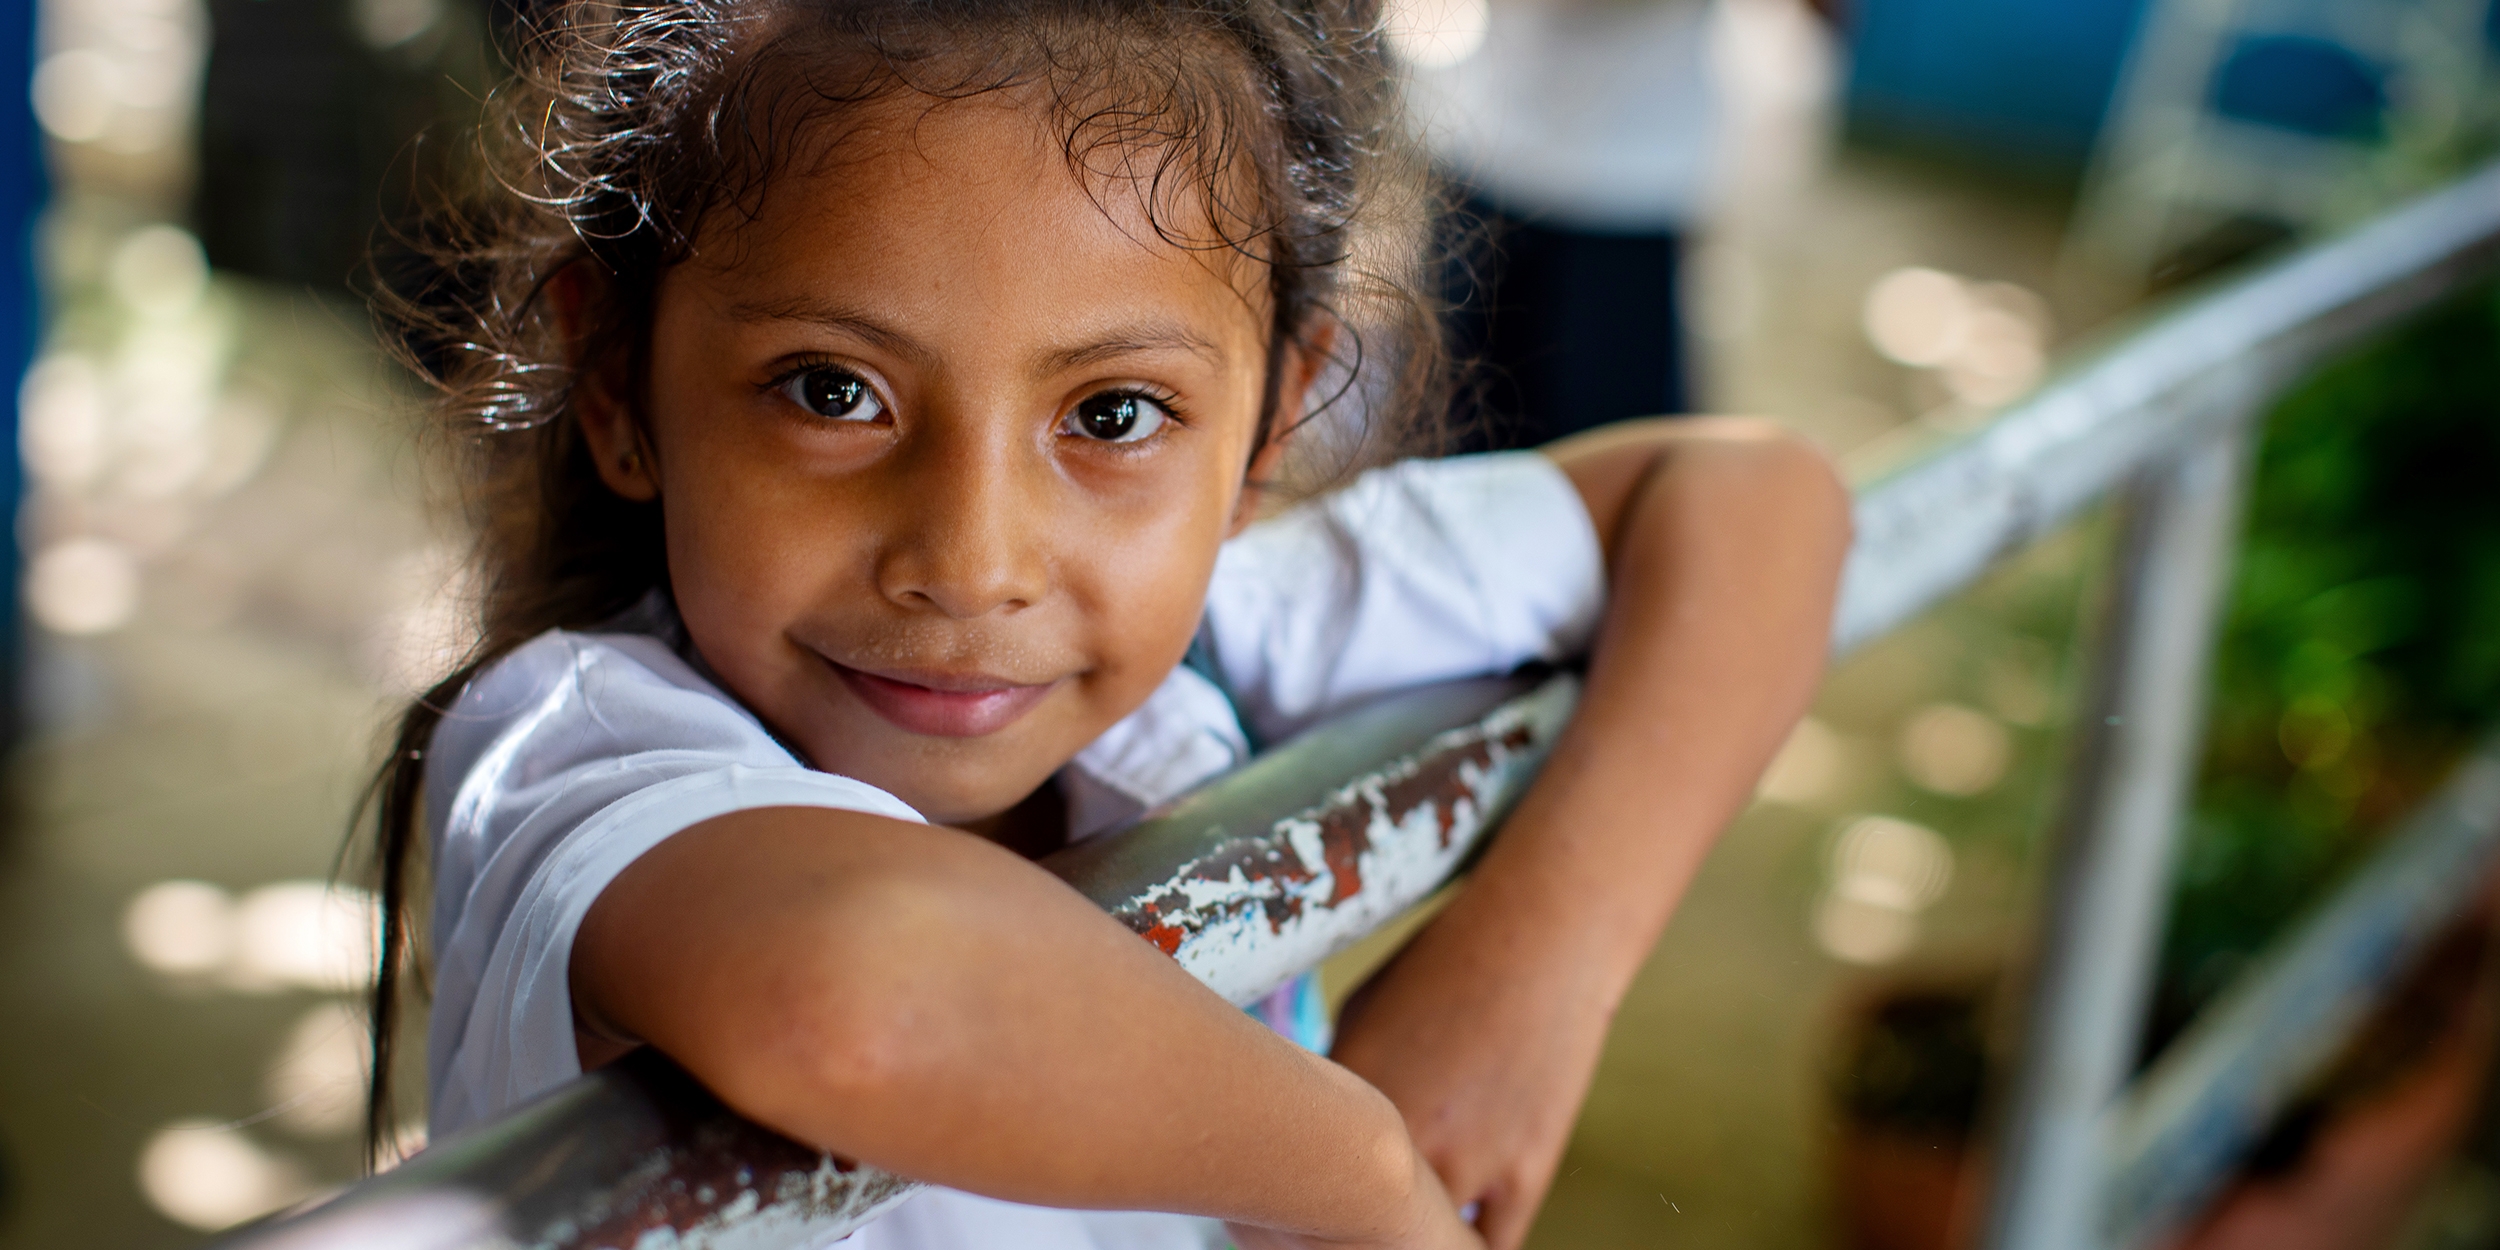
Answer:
214 158 2500 1250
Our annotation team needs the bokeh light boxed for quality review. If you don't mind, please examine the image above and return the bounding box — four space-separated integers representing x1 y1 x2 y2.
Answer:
20 353 111 489
30 50 121 145
137 1120 308 1231
28 536 142 635
267 1003 372 1138
231 882 381 994
1943 282 2054 406
1862 267 1971 367
30 0 207 156
1815 815 1955 965
1757 715 1847 806
1896 702 2013 797
1382 0 1489 68
107 225 210 321
351 0 447 49
1862 267 2053 410
123 880 238 977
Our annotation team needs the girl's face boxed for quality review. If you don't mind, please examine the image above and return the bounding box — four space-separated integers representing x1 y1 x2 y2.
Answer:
582 91 1309 828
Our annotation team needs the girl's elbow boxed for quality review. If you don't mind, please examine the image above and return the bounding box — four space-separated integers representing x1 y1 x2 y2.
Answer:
1761 430 1854 554
680 895 961 1143
1675 423 1854 555
680 988 899 1148
776 968 927 1102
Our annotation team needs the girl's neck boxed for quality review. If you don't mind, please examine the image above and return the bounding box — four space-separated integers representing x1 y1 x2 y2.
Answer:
960 776 1070 860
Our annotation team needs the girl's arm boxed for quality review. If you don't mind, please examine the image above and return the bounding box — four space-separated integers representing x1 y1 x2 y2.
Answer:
1328 417 1853 1250
573 806 1479 1249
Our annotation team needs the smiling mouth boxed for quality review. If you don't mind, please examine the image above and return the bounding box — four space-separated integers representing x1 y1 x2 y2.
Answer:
830 661 1059 738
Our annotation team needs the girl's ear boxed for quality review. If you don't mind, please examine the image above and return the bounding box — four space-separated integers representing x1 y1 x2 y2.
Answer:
552 262 661 503
1229 322 1339 537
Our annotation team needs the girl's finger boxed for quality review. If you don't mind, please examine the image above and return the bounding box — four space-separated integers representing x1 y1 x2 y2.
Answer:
1476 1184 1538 1250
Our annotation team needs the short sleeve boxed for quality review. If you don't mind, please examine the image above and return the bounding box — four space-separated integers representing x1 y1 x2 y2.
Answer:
422 630 923 1138
1199 451 1606 745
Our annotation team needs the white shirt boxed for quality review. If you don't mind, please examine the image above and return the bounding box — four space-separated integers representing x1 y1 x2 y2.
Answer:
1405 0 1719 231
422 452 1606 1248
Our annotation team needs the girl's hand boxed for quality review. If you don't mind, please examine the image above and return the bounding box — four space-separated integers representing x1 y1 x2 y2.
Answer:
1227 1140 1485 1250
1328 889 1615 1250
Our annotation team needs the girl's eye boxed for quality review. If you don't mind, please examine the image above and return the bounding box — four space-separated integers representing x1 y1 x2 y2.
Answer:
1064 392 1170 444
780 366 886 423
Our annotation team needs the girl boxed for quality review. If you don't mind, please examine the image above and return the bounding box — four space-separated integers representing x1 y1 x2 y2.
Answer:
367 1 1851 1247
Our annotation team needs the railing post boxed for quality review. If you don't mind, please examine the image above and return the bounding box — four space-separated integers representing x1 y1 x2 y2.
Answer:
1980 421 2253 1250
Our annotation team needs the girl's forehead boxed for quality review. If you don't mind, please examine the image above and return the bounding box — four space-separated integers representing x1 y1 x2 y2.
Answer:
689 88 1273 319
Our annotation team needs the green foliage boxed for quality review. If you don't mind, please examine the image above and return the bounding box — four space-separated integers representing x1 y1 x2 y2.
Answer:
2153 283 2500 1047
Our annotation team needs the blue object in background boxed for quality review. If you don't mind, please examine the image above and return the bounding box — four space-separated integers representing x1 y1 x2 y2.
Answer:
1844 0 2157 176
1 0 39 743
2211 35 2389 139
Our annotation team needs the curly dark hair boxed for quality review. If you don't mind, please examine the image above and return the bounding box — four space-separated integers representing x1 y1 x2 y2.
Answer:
357 0 1450 1163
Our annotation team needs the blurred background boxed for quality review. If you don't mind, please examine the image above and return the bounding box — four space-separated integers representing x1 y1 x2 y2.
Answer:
2 0 2500 1245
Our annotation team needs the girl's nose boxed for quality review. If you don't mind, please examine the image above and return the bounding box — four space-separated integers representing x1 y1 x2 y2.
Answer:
873 434 1051 620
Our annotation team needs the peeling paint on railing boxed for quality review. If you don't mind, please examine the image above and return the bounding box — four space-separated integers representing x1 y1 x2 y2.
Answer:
1082 675 1577 1006
525 1109 914 1249
227 1053 920 1250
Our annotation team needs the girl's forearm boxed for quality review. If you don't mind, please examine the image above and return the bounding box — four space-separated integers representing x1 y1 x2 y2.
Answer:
1323 422 1845 1249
1454 422 1850 1003
575 808 1433 1243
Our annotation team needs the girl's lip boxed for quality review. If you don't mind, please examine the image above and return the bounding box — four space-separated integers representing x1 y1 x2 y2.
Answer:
831 662 1057 738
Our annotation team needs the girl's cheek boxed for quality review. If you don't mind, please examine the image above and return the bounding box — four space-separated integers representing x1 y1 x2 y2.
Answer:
1080 454 1237 639
671 451 853 617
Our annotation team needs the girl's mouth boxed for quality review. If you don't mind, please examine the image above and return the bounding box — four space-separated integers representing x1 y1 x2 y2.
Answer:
831 662 1058 738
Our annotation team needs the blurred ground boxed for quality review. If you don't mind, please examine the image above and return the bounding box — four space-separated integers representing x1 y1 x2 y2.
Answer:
0 1 2144 1246
0 229 445 1242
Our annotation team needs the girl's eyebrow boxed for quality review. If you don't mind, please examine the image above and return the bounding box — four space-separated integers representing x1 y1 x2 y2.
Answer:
1037 326 1227 374
729 294 1227 374
729 296 931 366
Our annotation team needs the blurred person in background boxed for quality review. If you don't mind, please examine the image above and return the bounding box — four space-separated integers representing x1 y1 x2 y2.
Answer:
1405 0 1834 450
